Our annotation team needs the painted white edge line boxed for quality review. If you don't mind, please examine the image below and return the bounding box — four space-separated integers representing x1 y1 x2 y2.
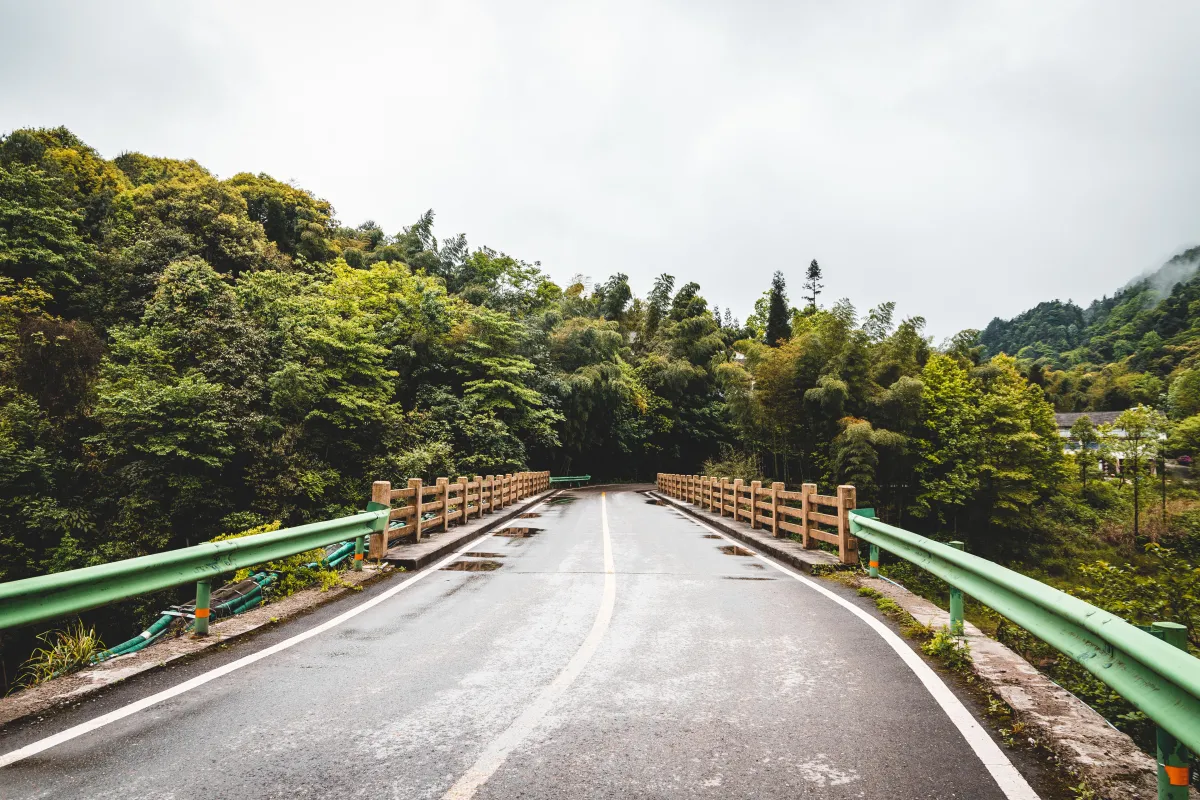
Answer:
0 500 551 769
442 491 616 799
651 492 1040 800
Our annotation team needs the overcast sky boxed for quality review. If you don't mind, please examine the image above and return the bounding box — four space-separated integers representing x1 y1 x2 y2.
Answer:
3 1 1198 339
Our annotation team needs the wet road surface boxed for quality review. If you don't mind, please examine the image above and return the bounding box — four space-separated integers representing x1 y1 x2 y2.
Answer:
0 487 1035 799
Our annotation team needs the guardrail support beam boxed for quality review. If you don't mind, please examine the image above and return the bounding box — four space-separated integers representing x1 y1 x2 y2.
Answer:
353 535 364 571
948 540 965 636
1154 621 1192 799
194 579 211 636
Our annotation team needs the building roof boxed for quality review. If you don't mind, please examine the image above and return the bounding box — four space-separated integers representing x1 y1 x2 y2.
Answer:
1054 411 1122 428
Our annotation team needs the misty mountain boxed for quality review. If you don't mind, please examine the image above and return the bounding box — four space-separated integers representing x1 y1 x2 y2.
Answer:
980 244 1200 376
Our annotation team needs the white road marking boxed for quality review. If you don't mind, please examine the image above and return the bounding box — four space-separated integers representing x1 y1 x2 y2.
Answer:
442 491 617 799
0 501 551 769
657 493 1040 800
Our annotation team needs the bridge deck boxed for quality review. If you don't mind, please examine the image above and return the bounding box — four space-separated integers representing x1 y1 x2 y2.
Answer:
0 486 1039 799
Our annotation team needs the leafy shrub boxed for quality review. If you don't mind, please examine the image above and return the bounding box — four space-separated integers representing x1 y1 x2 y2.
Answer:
922 626 971 672
1073 544 1199 652
209 521 351 599
700 447 763 483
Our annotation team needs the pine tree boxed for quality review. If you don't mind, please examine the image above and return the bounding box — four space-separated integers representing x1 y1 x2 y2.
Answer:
764 271 791 346
803 259 823 309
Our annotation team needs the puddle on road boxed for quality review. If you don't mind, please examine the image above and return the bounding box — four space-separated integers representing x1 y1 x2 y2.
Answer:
442 559 503 571
745 563 765 570
518 512 541 519
645 499 667 506
718 545 755 557
702 534 722 539
465 552 506 558
723 576 774 581
495 527 542 538
549 496 577 506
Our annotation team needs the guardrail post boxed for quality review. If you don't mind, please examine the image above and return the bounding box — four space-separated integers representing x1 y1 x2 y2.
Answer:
484 475 494 513
801 483 817 548
474 476 484 518
948 540 965 635
771 482 783 537
849 508 880 575
837 485 858 565
194 579 211 636
750 481 762 528
369 480 391 558
708 476 716 512
1153 621 1192 798
353 534 365 571
731 479 742 522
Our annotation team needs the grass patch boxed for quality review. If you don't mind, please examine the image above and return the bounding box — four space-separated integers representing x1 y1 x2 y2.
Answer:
16 621 105 687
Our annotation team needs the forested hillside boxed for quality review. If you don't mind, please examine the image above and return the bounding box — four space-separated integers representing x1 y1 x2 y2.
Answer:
5 123 1200 572
0 125 1081 581
980 245 1200 412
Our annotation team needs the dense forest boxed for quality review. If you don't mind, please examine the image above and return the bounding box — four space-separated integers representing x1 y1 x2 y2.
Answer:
1 129 1197 711
980 245 1200 413
0 125 1071 578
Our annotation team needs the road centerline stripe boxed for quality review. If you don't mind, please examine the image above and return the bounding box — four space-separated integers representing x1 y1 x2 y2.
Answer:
0 500 553 770
654 493 1039 800
442 491 617 800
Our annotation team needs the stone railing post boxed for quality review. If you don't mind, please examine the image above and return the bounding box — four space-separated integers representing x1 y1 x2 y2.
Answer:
369 480 391 559
801 483 817 549
837 484 858 565
770 482 784 538
409 478 423 541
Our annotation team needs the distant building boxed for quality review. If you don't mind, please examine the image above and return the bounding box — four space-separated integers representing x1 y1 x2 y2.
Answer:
1054 411 1160 475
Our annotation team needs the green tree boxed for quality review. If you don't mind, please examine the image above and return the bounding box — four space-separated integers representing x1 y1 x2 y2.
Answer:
764 271 791 346
910 354 981 530
0 162 93 310
802 259 823 310
1168 368 1200 419
1105 405 1170 538
1069 415 1098 489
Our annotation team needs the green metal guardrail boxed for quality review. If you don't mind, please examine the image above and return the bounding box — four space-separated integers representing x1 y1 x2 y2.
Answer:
849 509 1198 797
0 509 388 634
549 475 590 487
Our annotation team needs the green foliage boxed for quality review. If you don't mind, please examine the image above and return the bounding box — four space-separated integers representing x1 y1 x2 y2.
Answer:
17 621 104 687
701 447 762 483
209 522 344 598
1073 544 1199 651
921 626 972 672
764 270 791 346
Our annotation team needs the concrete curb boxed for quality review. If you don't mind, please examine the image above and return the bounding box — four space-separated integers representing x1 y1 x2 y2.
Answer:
859 577 1195 800
0 490 555 731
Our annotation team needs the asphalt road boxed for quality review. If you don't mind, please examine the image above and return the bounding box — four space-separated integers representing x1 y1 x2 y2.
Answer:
0 487 1037 799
